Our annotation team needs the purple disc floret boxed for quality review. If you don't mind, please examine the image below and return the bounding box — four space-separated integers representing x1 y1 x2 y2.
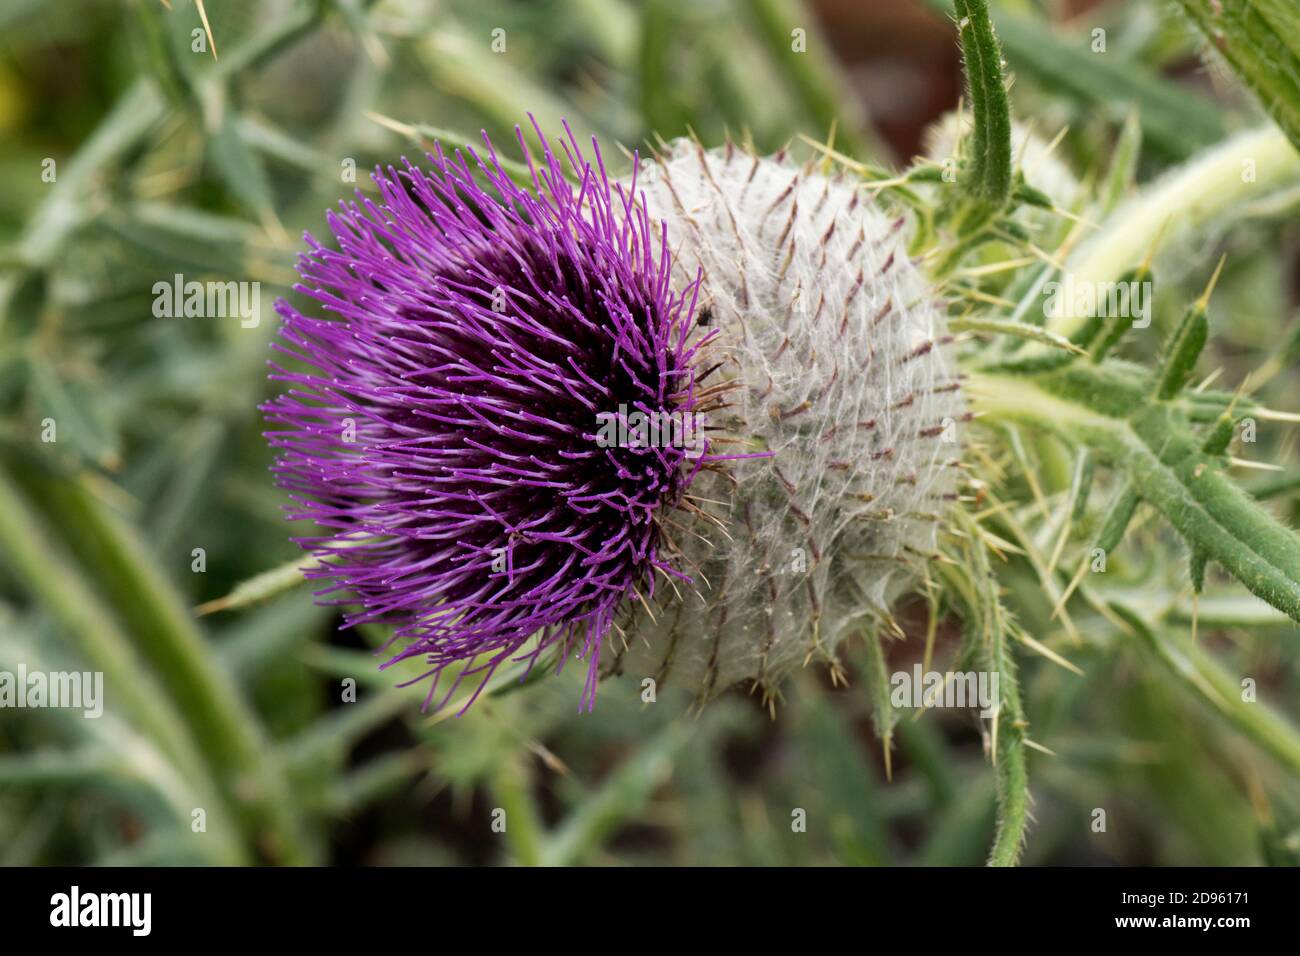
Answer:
263 122 714 711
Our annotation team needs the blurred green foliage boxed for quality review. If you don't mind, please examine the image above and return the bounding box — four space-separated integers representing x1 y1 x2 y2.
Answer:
0 0 1297 866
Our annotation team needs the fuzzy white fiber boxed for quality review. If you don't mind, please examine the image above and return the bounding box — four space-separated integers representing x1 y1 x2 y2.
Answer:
602 141 965 700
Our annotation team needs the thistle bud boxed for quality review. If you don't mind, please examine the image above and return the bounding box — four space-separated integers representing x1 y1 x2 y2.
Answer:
604 141 964 701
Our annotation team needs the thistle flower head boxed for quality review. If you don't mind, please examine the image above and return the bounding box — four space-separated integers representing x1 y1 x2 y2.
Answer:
265 126 963 712
605 141 964 700
264 124 714 711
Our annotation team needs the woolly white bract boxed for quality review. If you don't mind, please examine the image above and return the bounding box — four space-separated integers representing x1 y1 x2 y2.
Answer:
603 142 965 700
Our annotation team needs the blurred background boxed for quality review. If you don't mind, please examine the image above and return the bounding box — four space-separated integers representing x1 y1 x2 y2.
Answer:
0 0 1297 866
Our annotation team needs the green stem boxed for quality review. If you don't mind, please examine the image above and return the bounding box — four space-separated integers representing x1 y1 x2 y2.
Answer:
212 0 325 80
1042 126 1300 342
18 80 165 269
491 755 546 867
950 509 1029 866
283 691 411 773
953 0 1012 208
921 0 1225 161
539 724 691 866
322 751 432 816
11 465 313 864
971 370 1300 621
0 472 204 775
0 749 115 786
863 630 897 779
0 488 248 863
950 315 1085 354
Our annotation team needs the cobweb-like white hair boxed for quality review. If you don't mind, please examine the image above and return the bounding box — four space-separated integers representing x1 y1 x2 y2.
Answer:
601 140 966 702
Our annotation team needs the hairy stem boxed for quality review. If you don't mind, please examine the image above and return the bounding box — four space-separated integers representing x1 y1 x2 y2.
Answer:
947 509 1030 866
953 0 1013 208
